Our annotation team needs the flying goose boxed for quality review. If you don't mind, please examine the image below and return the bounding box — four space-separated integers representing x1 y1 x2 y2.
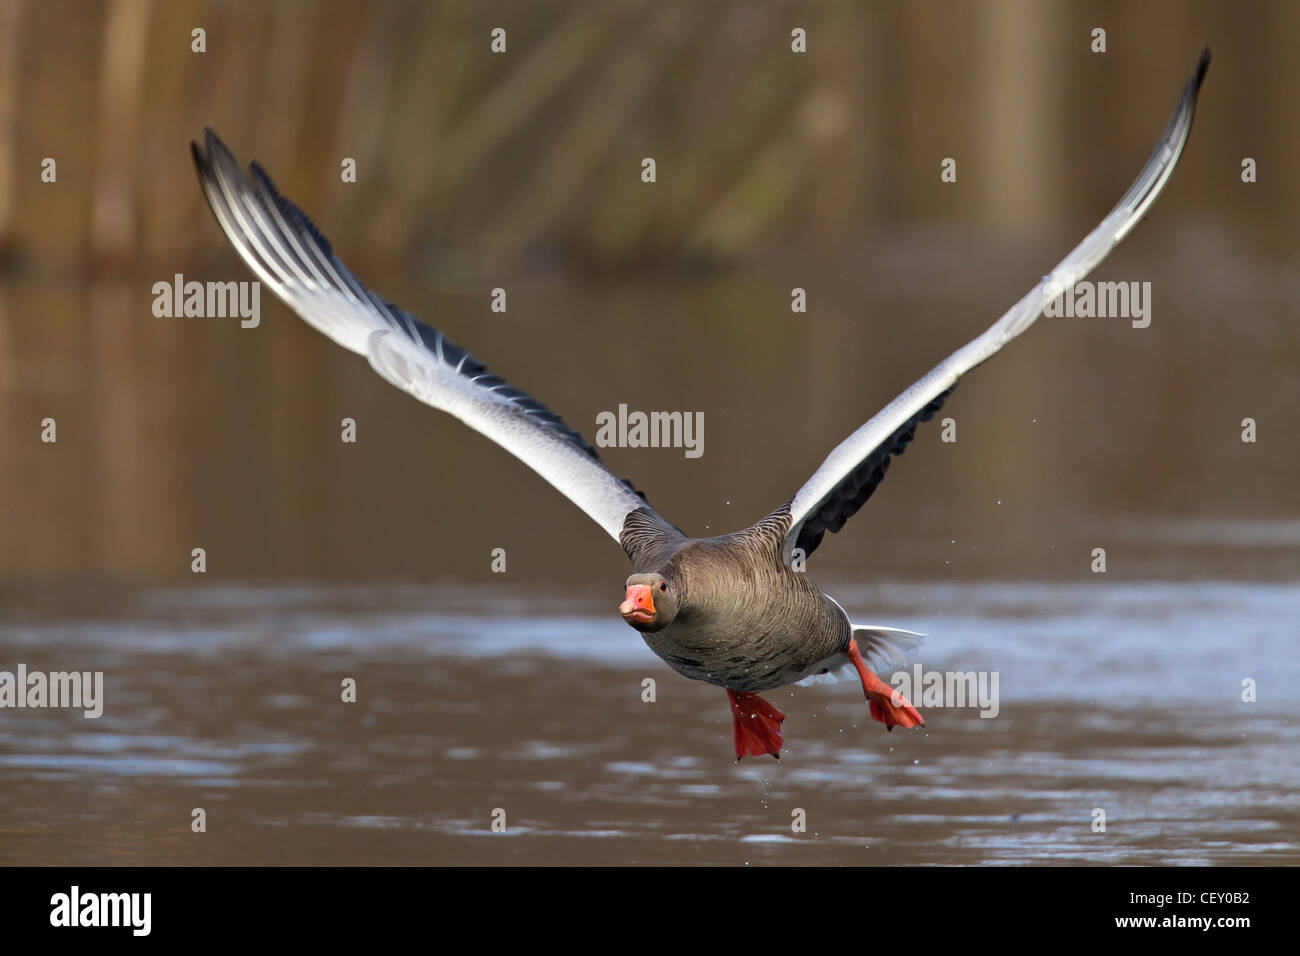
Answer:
192 50 1208 759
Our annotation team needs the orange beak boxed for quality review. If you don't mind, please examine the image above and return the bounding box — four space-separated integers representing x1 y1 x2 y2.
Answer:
619 584 656 623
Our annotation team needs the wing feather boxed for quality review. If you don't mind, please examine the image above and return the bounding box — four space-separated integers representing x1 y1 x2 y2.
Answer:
192 130 675 550
783 49 1210 562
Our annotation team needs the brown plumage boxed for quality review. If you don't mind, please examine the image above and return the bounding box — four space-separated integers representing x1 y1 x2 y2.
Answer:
622 505 850 693
617 503 924 758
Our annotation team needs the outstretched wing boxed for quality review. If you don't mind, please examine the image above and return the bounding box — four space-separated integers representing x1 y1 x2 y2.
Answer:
782 49 1210 563
192 129 678 553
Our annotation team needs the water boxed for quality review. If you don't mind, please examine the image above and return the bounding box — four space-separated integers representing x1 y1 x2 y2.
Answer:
2 579 1295 865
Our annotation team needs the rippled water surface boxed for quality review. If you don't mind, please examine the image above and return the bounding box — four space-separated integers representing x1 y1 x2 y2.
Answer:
1 580 1295 865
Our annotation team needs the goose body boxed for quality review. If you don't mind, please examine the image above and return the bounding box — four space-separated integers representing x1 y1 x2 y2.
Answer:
192 51 1208 759
623 508 851 693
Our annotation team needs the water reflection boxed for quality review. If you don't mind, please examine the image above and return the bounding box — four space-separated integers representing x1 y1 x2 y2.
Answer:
0 580 1295 865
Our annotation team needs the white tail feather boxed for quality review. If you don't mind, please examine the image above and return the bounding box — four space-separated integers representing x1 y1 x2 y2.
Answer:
794 624 925 687
852 624 926 671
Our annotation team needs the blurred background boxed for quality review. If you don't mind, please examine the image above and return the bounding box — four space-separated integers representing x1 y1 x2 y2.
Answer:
0 1 1296 865
0 0 1296 590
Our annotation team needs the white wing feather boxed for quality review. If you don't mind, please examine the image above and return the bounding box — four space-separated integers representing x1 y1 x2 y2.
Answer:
784 50 1210 562
192 131 662 545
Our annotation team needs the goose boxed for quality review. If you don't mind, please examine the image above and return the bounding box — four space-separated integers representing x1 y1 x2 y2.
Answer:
191 49 1208 760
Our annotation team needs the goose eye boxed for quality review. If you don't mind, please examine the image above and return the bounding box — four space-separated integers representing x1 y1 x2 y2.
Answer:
659 582 667 592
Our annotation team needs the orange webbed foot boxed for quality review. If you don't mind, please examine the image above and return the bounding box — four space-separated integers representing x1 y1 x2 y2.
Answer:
727 689 785 760
847 637 925 731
